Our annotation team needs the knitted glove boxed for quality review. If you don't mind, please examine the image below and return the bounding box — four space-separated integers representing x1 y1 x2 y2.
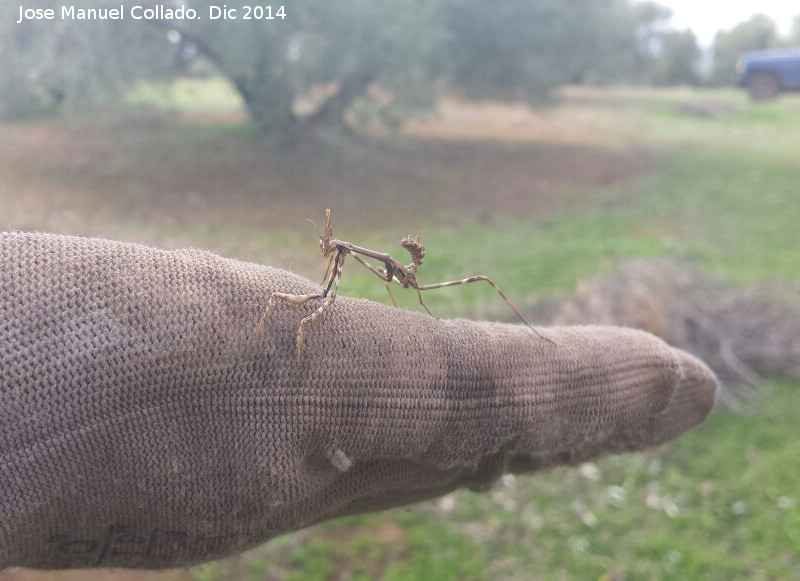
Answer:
0 233 717 570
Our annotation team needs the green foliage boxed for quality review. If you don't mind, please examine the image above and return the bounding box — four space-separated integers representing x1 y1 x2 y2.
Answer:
126 78 244 114
1 0 742 132
649 29 702 86
0 1 176 120
190 561 224 581
442 0 705 97
0 0 442 133
711 14 778 86
286 540 338 580
443 0 643 100
621 5 701 87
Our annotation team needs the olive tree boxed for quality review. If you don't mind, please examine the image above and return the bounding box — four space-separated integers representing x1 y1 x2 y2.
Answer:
711 15 778 85
170 0 444 138
0 1 175 120
0 0 444 139
442 0 649 100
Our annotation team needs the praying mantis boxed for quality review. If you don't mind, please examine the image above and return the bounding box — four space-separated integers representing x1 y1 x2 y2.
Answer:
259 209 554 361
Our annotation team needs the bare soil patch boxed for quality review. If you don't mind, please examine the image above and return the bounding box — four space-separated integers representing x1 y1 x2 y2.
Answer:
0 101 653 243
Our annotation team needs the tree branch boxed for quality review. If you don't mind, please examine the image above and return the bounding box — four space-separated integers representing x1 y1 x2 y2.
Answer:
147 20 225 71
302 72 375 132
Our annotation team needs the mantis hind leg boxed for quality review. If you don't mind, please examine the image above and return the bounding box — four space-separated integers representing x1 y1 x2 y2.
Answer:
350 254 401 308
414 286 436 317
417 275 555 344
385 284 397 307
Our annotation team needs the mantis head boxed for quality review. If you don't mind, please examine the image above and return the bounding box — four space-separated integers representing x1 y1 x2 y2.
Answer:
311 209 336 258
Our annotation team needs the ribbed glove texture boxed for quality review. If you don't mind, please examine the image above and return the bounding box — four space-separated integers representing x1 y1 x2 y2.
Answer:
0 233 717 569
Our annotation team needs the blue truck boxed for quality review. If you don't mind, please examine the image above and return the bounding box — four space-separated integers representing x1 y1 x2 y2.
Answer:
737 48 800 100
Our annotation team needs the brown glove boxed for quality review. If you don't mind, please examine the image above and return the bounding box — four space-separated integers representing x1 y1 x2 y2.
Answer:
0 233 717 570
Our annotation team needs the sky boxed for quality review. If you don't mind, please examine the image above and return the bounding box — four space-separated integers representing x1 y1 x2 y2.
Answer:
656 0 798 45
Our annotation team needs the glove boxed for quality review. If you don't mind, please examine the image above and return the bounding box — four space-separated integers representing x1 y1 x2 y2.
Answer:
0 232 717 570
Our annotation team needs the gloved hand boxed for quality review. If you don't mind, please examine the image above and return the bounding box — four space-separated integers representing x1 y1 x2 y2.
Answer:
0 233 717 570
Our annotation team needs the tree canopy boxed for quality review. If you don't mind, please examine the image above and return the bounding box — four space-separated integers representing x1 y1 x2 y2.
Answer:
0 2 175 119
443 0 650 100
170 0 443 138
711 15 778 85
649 29 702 86
3 2 797 138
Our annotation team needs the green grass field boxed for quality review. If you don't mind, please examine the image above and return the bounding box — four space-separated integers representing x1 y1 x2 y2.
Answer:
1 83 798 580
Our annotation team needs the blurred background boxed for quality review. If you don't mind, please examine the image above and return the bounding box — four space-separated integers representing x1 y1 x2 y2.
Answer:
1 0 799 579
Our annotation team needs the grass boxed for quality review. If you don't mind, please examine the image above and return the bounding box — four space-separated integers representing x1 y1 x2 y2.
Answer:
126 78 245 115
2 84 799 579
334 211 678 316
334 92 800 316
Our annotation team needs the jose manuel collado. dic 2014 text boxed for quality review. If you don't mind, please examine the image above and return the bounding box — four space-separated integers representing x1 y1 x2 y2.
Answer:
17 4 286 23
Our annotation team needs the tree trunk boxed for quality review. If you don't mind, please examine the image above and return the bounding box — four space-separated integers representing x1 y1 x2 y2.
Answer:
235 76 296 139
155 23 374 141
300 72 375 135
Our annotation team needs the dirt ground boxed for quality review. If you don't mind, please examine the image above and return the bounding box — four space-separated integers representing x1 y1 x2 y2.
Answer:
0 569 189 581
0 97 651 245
